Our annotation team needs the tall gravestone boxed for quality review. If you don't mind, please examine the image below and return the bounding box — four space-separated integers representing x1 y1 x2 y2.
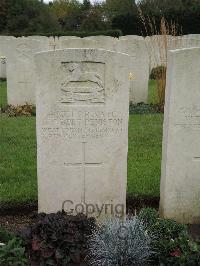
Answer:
6 38 47 105
160 47 200 224
0 57 6 79
116 37 149 103
85 36 117 51
61 36 149 103
35 48 130 221
60 38 98 50
0 36 15 79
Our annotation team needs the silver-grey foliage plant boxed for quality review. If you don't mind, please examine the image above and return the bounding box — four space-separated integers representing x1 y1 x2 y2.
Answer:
87 217 154 266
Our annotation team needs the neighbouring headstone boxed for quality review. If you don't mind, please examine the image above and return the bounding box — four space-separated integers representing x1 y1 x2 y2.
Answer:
146 35 174 71
186 34 200 39
49 36 61 50
35 48 130 221
160 47 200 224
119 35 144 41
0 56 6 79
6 37 48 105
61 36 149 103
116 37 149 103
60 38 98 50
0 36 16 79
85 36 117 51
59 36 81 42
28 35 51 49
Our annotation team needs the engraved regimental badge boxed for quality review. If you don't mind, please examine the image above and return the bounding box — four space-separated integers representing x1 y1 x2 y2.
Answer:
60 62 105 105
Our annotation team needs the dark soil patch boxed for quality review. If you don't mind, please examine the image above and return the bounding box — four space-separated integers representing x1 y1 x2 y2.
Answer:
0 196 159 234
0 201 38 216
0 197 199 241
126 196 159 215
0 213 37 234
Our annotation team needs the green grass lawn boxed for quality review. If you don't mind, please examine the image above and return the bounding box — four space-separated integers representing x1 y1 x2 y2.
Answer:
0 80 7 107
148 79 157 104
128 114 163 198
0 116 37 203
0 81 163 204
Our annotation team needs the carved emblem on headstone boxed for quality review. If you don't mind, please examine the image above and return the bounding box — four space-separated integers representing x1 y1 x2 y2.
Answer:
60 62 105 104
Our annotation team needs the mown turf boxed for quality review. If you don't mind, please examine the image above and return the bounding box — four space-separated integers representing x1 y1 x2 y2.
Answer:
0 116 37 203
0 80 7 107
0 114 163 203
0 80 163 203
148 79 157 104
128 114 163 198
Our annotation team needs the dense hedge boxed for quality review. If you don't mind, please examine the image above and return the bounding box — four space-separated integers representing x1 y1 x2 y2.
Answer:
1 30 122 38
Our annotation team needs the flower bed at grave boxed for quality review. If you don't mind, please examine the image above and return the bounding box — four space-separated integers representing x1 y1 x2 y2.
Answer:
0 209 199 265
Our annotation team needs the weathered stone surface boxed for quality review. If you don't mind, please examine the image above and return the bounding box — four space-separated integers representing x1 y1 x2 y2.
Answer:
0 56 6 79
160 47 200 224
6 38 48 105
119 35 144 41
62 36 149 103
116 38 149 103
146 35 200 72
85 36 117 51
60 38 98 50
0 36 15 56
35 48 130 221
0 36 15 78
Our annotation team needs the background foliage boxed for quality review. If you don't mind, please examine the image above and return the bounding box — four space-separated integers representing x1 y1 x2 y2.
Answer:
0 0 199 35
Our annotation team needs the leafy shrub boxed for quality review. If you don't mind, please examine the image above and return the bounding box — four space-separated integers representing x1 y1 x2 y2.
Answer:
129 102 160 114
87 217 154 266
18 212 95 266
11 29 122 38
0 104 36 117
0 237 27 266
138 208 159 227
139 208 200 265
0 226 14 243
150 66 167 80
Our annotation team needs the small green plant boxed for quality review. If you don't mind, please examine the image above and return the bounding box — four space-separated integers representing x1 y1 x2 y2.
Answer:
129 102 159 114
12 29 122 38
0 103 36 117
0 226 14 243
87 217 154 266
139 208 200 265
150 66 167 80
0 238 27 266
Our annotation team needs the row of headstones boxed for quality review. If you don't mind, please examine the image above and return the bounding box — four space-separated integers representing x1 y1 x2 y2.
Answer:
147 34 200 69
35 46 200 224
0 35 149 105
0 34 200 105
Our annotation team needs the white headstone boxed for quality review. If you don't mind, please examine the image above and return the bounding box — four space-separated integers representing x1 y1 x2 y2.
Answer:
0 36 16 79
0 36 15 57
0 56 6 79
116 38 149 103
84 36 117 51
160 47 200 224
146 35 174 71
119 35 144 41
27 35 51 49
6 37 48 105
35 48 130 221
60 38 98 50
59 36 81 41
183 34 200 41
